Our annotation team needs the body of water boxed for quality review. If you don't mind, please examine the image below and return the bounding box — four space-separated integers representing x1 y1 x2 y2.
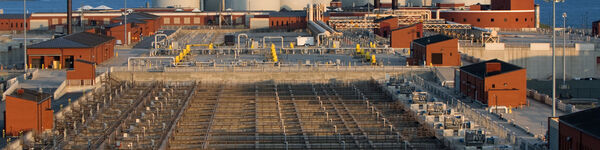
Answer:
1 0 598 29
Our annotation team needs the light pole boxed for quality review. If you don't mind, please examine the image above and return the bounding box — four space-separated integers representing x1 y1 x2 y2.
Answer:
23 0 27 70
124 0 127 45
562 12 567 87
551 0 557 117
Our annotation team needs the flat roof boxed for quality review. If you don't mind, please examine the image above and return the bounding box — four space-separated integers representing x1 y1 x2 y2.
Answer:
559 107 600 139
29 32 114 49
8 88 52 103
413 34 453 46
460 59 523 78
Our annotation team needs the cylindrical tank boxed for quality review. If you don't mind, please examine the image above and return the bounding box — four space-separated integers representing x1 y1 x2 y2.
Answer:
340 0 369 7
248 0 280 11
431 0 490 6
204 0 220 11
225 0 249 11
280 0 331 11
152 0 200 8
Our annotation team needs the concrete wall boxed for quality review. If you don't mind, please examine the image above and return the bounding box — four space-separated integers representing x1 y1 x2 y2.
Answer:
461 47 600 79
109 71 419 82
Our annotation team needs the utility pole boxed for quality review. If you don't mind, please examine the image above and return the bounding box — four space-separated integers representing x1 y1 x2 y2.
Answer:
23 0 27 70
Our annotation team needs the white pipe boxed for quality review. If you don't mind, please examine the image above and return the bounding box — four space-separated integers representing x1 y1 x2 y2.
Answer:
262 36 284 48
237 33 248 49
154 33 167 49
127 57 175 70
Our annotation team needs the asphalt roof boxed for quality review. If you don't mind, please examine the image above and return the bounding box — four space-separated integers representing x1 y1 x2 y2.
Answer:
112 12 160 20
270 11 306 17
412 34 454 46
374 16 395 23
0 14 30 19
29 32 114 49
76 59 96 64
105 19 146 28
460 59 524 78
8 88 52 103
559 107 600 139
392 23 421 31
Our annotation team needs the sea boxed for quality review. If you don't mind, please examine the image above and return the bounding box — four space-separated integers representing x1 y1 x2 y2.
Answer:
0 0 598 29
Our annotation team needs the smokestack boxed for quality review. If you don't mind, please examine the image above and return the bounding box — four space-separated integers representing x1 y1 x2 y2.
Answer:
374 0 380 8
67 0 72 34
392 0 398 9
535 4 540 28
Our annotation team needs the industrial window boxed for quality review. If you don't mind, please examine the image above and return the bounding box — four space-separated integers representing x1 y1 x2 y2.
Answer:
504 18 507 22
431 53 443 65
103 18 110 25
164 18 171 24
173 18 180 24
477 18 480 22
184 17 191 24
492 84 495 88
20 23 23 27
504 83 508 86
61 18 67 24
451 18 454 22
516 18 519 22
52 18 59 25
525 18 528 22
463 18 467 22
491 18 494 22
194 17 201 24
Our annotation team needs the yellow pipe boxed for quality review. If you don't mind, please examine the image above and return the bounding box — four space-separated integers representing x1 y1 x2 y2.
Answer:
371 55 376 65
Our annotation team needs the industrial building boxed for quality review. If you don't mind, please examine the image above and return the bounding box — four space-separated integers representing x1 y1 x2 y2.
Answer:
0 14 29 31
5 89 53 136
549 107 600 150
408 35 460 66
374 16 398 37
390 23 423 48
459 59 527 107
66 59 96 85
27 32 115 69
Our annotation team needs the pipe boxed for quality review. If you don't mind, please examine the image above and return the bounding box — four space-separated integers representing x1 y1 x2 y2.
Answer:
374 0 380 9
67 0 72 34
127 57 175 70
392 0 398 9
237 33 248 49
316 33 326 46
262 36 284 49
154 33 167 49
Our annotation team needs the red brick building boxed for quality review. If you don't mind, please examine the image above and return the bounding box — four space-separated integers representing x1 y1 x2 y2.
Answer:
111 12 161 36
269 12 307 30
438 0 535 29
390 23 423 48
101 20 144 45
555 107 600 150
27 32 115 69
459 59 527 107
0 14 30 31
66 59 96 85
408 35 460 66
374 16 399 37
5 89 53 136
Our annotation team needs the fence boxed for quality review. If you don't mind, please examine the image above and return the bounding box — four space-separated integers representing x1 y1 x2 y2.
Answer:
527 89 579 113
110 65 433 73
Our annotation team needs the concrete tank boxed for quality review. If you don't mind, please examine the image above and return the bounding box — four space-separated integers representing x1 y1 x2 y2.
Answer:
248 0 280 11
340 0 370 7
204 0 220 11
152 0 200 8
225 0 249 11
432 0 490 6
280 0 331 11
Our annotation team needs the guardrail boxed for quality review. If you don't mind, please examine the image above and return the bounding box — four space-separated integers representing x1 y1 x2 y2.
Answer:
53 80 67 99
110 66 432 73
527 89 579 113
2 80 19 101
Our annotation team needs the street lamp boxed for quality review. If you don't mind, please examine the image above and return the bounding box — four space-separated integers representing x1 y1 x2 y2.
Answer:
122 9 133 45
561 12 568 89
544 0 565 117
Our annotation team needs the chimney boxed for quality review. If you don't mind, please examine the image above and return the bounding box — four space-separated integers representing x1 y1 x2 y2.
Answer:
485 62 502 73
374 0 381 9
17 89 24 95
67 0 72 34
392 0 398 9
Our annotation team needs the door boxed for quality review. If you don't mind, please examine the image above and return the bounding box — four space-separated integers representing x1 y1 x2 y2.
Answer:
432 53 443 65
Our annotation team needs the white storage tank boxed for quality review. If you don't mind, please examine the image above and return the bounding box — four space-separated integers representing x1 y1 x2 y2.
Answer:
248 0 280 11
340 0 370 7
152 0 200 8
225 0 249 11
280 0 331 11
432 0 490 6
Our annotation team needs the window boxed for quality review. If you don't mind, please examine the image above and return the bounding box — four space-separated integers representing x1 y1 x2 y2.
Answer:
504 18 508 22
491 18 495 22
477 18 480 22
525 18 528 22
463 18 467 22
451 18 455 22
516 18 519 22
194 17 201 24
492 84 495 88
52 18 59 25
164 18 171 24
504 83 508 86
184 17 191 24
173 18 180 24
